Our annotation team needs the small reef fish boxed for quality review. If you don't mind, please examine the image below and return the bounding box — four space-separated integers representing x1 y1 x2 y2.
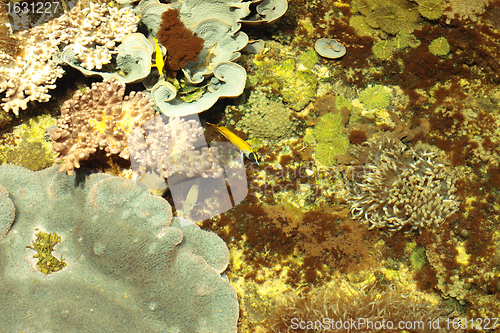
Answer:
153 37 165 77
183 180 199 216
207 122 259 165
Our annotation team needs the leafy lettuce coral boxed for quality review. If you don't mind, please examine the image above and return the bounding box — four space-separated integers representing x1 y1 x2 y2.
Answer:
0 165 238 332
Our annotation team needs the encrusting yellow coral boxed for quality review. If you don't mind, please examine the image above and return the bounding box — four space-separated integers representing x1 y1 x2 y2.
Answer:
51 79 156 175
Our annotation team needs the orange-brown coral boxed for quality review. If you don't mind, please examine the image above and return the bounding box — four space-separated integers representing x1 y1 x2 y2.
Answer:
156 9 204 72
51 79 156 175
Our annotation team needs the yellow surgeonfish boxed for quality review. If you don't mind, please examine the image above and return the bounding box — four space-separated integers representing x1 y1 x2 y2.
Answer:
153 38 165 76
207 122 259 165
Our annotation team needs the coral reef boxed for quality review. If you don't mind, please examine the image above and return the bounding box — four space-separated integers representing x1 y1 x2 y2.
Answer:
366 3 412 35
61 32 154 84
354 0 421 36
156 8 204 72
314 38 346 59
0 1 138 114
268 283 457 333
140 0 255 115
234 90 296 141
51 79 156 175
343 136 459 231
128 115 224 178
0 164 238 332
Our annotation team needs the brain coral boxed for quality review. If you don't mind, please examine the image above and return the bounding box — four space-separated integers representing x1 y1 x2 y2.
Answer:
235 90 295 141
0 165 238 332
343 136 459 231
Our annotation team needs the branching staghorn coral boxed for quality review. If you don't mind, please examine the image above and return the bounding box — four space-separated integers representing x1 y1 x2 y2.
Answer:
0 1 138 114
51 79 156 175
342 136 459 231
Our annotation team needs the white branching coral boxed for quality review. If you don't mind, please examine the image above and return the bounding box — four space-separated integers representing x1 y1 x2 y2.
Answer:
0 1 138 115
343 136 459 232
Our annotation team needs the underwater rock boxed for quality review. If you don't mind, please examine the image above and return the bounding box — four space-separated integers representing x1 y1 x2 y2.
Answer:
0 165 238 332
314 38 346 59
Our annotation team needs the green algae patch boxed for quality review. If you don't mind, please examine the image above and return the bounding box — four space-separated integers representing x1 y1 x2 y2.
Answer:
410 247 426 272
250 56 317 111
372 40 395 60
428 36 450 57
27 231 67 274
0 114 57 170
359 85 391 110
312 112 349 167
299 49 319 70
335 94 352 112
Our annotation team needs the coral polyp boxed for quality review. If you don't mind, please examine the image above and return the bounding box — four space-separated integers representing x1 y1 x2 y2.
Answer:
343 136 459 231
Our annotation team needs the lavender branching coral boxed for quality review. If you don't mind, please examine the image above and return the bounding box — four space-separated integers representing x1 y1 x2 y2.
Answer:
51 79 156 175
129 115 223 179
343 136 459 231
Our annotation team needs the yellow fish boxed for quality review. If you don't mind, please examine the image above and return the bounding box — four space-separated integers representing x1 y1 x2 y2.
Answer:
153 37 165 76
207 122 259 165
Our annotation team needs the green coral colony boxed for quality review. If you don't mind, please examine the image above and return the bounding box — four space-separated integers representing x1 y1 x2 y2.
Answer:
2 0 500 330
